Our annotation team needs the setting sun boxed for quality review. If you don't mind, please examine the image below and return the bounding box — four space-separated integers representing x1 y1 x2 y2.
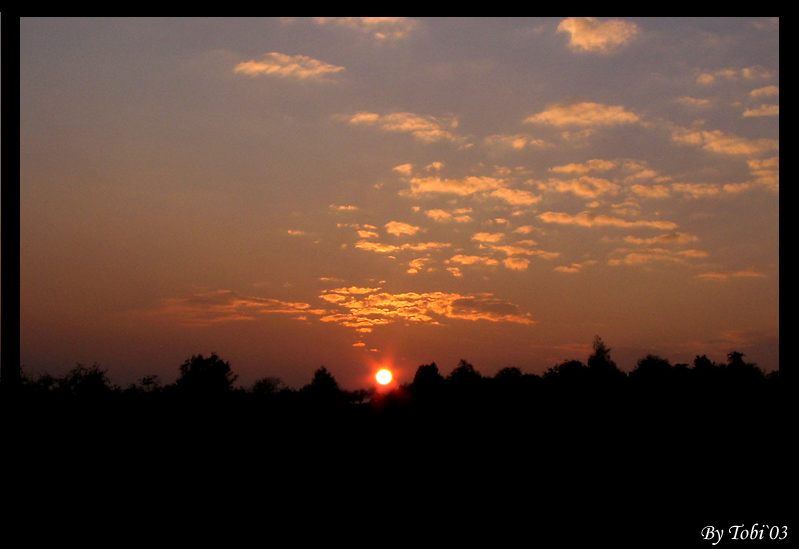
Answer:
375 369 393 385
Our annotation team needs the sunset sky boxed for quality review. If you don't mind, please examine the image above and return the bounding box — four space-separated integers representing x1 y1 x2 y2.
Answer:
21 17 779 388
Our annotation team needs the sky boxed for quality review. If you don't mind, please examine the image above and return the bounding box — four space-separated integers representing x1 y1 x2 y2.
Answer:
20 17 779 388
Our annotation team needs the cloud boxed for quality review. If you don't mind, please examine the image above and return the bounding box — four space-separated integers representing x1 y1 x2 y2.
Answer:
425 209 452 223
541 176 620 199
234 52 345 81
407 258 429 274
676 96 713 108
358 230 379 239
355 240 451 254
557 17 639 54
553 260 598 274
312 17 417 41
743 104 779 118
608 248 707 266
330 204 358 211
472 232 505 244
503 257 530 271
624 233 698 246
488 245 559 259
696 270 767 281
671 183 723 198
538 211 678 230
408 175 505 196
748 156 778 191
153 290 325 326
287 229 306 236
513 225 536 235
317 288 535 330
446 267 463 278
750 85 779 98
385 221 421 237
448 254 499 266
549 159 617 174
671 127 778 156
344 111 461 143
696 66 773 85
393 163 414 176
525 102 639 127
489 187 542 206
426 161 444 172
352 342 366 347
484 133 547 150
631 184 671 199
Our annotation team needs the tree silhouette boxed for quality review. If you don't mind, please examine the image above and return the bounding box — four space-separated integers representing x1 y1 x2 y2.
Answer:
447 359 482 387
587 336 625 385
175 353 237 396
59 363 114 399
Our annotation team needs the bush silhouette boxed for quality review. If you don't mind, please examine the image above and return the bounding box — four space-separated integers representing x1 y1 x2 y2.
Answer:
175 353 237 396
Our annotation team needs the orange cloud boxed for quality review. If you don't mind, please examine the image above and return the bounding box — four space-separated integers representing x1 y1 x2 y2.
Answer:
675 96 713 108
484 133 547 150
358 230 379 239
448 254 499 266
489 187 541 205
525 102 639 127
408 175 505 196
542 176 620 199
385 221 421 237
553 260 597 274
503 257 530 271
696 66 773 85
472 232 505 244
696 270 767 281
512 225 536 235
234 52 345 81
393 163 414 176
312 17 417 41
743 104 779 118
538 211 678 230
550 158 617 174
557 17 639 54
345 111 460 143
631 184 671 199
750 85 779 98
624 232 698 246
330 204 358 211
671 127 778 156
608 248 708 266
287 229 306 236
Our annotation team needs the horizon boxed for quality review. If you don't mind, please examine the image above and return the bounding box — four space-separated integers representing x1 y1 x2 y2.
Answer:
20 17 779 389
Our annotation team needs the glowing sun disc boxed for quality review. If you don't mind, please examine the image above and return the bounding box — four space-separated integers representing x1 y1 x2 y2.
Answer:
375 369 393 385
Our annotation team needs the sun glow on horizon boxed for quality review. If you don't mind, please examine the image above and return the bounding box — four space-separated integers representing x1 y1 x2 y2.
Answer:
375 368 393 385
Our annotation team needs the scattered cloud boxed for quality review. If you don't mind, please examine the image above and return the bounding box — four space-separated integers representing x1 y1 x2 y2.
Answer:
352 342 366 347
503 257 530 271
330 203 358 211
743 104 779 118
407 258 430 274
484 133 547 150
385 221 421 237
153 290 325 326
425 208 472 223
287 229 306 236
408 175 505 196
393 163 414 176
525 102 639 127
513 225 536 235
344 111 461 143
631 184 671 199
317 287 535 331
426 161 444 172
448 254 499 266
608 248 708 266
312 17 418 41
624 232 698 246
557 17 639 54
696 66 773 85
671 127 778 156
676 96 713 108
748 156 779 191
671 183 723 198
234 52 345 81
549 159 617 174
358 230 379 239
539 211 678 230
750 85 779 98
446 267 463 278
355 240 451 254
490 187 542 205
472 232 505 244
696 270 767 281
539 176 620 199
554 260 597 274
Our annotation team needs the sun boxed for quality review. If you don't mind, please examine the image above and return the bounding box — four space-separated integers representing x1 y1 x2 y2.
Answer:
375 368 393 385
